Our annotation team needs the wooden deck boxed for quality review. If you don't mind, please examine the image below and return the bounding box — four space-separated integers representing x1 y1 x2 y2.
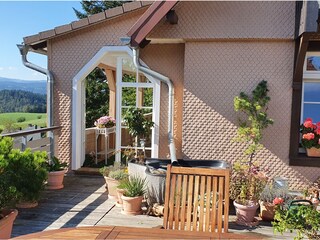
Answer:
14 225 260 239
12 175 296 239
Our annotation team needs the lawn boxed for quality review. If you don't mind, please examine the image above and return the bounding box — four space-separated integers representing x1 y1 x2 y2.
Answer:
0 112 47 130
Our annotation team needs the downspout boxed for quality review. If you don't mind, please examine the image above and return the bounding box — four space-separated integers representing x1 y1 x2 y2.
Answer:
132 47 178 165
17 44 54 159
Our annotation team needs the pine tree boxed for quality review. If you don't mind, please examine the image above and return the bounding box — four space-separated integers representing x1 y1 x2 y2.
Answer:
73 1 128 19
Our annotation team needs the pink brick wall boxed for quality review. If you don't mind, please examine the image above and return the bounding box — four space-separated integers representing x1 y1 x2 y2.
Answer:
150 1 295 40
183 41 318 189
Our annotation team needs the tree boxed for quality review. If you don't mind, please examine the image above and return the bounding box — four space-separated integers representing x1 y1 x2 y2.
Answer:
85 68 109 128
73 1 129 19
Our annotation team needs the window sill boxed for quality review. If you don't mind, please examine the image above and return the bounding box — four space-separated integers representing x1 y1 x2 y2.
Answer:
290 153 320 167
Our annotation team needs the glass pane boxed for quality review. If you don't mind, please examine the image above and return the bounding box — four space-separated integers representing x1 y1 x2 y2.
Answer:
304 82 320 102
303 103 320 123
122 87 136 106
137 88 153 107
122 58 136 72
307 56 320 71
122 73 136 83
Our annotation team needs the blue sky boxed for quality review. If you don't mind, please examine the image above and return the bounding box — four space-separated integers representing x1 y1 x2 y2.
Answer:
0 1 81 81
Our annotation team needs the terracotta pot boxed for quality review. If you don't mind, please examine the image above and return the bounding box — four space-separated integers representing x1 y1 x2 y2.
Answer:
306 147 320 157
233 200 259 226
116 188 126 205
0 209 18 239
16 201 38 208
104 177 119 200
259 200 275 221
121 195 143 215
47 170 65 190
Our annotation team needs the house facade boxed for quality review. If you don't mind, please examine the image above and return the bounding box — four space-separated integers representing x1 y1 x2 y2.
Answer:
22 1 320 190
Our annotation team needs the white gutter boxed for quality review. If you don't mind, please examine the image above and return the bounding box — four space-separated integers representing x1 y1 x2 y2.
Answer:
17 44 54 159
132 48 178 164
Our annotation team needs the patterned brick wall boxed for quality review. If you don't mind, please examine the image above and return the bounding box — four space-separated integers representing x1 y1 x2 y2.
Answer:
150 1 295 40
141 44 185 159
49 9 146 165
183 41 319 189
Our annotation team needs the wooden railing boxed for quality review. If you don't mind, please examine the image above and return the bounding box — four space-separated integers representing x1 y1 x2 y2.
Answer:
1 126 61 156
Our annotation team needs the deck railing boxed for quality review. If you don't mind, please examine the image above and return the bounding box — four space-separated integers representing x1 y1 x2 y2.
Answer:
1 126 61 158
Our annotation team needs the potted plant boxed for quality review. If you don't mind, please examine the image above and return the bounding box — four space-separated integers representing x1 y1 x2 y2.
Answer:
120 176 147 215
300 118 320 157
11 149 48 208
231 80 273 226
99 163 128 201
259 182 292 221
94 115 115 128
0 137 20 239
123 107 154 163
45 156 68 190
273 200 320 240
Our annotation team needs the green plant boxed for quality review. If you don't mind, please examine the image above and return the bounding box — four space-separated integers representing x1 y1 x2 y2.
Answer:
0 137 48 202
121 176 147 197
260 183 292 203
0 168 20 211
273 201 320 240
300 118 320 149
231 81 273 205
45 156 68 172
99 162 128 180
123 107 154 140
17 116 26 123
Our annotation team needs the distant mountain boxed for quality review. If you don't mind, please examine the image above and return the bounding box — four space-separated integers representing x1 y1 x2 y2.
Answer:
0 77 46 95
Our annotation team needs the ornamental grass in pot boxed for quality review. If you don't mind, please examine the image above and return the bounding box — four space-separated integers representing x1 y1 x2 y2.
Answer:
231 80 273 226
120 176 147 215
99 163 128 200
300 118 320 157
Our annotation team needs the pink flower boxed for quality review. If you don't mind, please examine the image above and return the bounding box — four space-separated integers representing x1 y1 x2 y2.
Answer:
273 197 284 205
317 122 320 128
319 139 320 145
304 118 314 128
303 133 315 140
315 128 320 135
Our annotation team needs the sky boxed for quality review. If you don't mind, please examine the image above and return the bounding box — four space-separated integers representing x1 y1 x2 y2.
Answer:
0 1 82 81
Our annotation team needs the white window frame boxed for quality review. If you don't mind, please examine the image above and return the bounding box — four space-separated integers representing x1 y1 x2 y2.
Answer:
72 46 160 170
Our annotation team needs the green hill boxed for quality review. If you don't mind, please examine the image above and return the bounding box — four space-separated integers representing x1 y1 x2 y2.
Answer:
0 112 47 132
0 89 46 113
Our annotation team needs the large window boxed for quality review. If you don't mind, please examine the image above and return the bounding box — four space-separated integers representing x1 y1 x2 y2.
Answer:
301 53 320 123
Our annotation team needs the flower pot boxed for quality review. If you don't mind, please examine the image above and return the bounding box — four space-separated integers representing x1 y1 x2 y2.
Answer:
233 200 259 226
104 177 119 200
121 195 143 215
116 188 126 205
47 170 65 190
306 147 320 157
0 209 18 239
16 201 38 208
259 200 275 221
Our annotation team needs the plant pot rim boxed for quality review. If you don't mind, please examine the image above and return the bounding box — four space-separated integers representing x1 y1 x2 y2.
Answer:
233 200 259 209
121 195 143 200
48 169 66 174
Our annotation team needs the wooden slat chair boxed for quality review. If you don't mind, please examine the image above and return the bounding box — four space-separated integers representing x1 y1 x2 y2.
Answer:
163 165 230 233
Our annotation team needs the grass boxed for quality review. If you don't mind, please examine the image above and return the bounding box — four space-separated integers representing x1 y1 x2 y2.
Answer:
0 112 47 130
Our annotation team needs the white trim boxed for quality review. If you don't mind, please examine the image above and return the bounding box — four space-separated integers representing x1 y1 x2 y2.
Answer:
115 57 123 163
72 46 161 169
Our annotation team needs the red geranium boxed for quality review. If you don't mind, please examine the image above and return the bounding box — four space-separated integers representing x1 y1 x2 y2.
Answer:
273 197 284 205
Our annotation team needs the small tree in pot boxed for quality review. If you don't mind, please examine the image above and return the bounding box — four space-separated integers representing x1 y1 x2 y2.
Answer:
123 107 154 163
231 80 273 226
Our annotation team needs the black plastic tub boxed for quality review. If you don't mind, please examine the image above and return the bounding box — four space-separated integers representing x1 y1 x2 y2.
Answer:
146 158 229 172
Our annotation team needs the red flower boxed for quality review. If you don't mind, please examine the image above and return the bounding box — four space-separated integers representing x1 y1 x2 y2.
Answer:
317 122 320 128
273 197 284 205
304 118 314 128
303 133 315 140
